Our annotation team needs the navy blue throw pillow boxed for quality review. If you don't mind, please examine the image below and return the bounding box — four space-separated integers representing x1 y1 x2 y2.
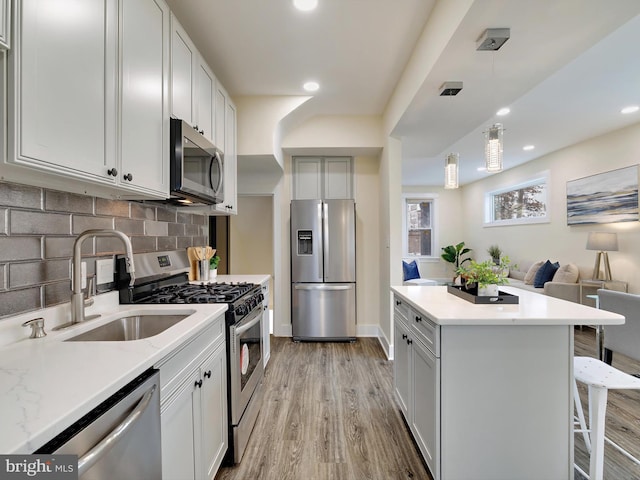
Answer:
533 260 560 288
402 260 420 281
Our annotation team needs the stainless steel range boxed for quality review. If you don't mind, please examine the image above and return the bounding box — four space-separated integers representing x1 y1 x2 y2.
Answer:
115 250 264 464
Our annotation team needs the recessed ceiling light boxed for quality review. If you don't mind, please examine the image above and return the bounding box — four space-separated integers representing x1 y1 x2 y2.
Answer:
523 145 535 151
293 0 318 11
496 107 510 116
621 105 639 114
303 81 319 92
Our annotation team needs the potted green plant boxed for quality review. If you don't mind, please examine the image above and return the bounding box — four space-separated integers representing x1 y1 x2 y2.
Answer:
441 242 472 270
209 254 220 279
487 245 502 265
457 256 511 296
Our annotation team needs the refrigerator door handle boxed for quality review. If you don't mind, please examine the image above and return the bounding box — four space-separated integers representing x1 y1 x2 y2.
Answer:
323 202 329 280
294 284 353 291
317 202 323 280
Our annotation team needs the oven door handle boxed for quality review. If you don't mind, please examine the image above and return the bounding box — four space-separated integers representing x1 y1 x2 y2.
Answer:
77 383 157 476
235 311 262 336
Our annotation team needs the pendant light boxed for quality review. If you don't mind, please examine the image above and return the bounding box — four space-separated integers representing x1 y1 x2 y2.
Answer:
477 29 510 174
444 152 459 189
484 123 503 172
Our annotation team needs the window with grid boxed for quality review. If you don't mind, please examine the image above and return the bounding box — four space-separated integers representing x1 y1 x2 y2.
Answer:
485 176 549 225
405 198 433 256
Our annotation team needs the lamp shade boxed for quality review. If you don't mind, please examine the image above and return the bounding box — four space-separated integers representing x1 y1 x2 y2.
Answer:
586 232 618 252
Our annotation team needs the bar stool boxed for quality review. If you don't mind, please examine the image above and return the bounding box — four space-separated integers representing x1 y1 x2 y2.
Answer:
573 356 640 479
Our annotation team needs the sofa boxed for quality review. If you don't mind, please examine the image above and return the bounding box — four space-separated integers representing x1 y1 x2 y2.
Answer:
506 259 592 303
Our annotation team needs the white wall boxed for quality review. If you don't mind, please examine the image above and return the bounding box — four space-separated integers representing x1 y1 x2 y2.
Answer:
229 195 274 306
282 115 383 153
378 136 403 357
402 185 465 280
273 154 382 337
460 122 640 293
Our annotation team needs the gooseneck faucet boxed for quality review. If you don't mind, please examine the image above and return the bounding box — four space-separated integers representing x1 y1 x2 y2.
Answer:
71 229 135 325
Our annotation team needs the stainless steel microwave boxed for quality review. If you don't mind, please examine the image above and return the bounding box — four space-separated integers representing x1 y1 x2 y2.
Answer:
170 118 224 205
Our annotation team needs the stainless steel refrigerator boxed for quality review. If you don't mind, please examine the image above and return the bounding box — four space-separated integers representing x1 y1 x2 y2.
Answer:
291 199 356 341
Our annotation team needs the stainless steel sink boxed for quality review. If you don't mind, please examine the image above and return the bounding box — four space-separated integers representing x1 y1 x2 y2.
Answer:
65 314 190 342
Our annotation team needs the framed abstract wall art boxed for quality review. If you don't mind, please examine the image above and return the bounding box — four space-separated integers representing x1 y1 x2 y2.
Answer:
566 165 639 225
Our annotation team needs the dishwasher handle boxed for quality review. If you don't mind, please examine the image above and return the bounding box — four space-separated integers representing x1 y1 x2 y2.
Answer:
77 383 157 476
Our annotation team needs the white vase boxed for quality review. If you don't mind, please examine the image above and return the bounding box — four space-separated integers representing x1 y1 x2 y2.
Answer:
478 284 499 296
209 268 217 280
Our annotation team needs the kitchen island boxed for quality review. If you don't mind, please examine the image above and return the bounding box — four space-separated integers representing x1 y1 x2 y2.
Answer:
391 285 624 480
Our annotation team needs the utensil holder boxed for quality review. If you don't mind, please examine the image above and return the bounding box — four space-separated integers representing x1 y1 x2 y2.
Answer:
198 259 210 282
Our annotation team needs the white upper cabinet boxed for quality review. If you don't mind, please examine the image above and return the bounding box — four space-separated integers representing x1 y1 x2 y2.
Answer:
170 14 216 144
292 157 353 200
6 0 170 199
10 0 118 183
222 99 237 214
170 14 196 124
195 59 215 143
119 0 170 196
0 0 11 49
214 82 227 153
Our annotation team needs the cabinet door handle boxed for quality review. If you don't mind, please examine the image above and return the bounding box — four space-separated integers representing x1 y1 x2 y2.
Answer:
107 168 118 177
396 300 401 306
195 379 203 388
402 334 407 340
407 339 413 345
123 173 133 181
415 316 422 322
204 370 211 379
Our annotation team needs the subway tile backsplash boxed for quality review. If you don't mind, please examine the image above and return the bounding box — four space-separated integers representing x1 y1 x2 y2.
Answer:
0 180 209 319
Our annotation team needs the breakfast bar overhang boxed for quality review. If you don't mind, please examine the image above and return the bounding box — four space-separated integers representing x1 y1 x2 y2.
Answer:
391 285 624 480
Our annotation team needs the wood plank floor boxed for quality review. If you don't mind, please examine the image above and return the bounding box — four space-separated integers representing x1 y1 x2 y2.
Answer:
216 330 640 480
574 327 640 480
215 336 431 480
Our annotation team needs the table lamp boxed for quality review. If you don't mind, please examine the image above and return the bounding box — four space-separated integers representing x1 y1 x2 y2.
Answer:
586 232 618 281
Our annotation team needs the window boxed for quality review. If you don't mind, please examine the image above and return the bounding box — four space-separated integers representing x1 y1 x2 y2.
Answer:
403 195 436 257
485 175 549 226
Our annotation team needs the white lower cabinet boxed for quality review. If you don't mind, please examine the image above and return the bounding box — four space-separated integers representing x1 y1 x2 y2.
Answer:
393 295 440 480
158 319 227 480
411 333 439 474
160 368 199 480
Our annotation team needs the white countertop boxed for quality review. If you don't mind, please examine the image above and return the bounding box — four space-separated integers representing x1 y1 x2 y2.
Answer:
391 285 625 326
0 294 227 454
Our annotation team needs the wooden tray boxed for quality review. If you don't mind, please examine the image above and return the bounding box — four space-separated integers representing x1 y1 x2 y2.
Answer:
447 285 519 304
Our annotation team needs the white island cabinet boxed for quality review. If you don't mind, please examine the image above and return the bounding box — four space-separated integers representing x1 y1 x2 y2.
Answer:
391 285 624 480
0 0 10 49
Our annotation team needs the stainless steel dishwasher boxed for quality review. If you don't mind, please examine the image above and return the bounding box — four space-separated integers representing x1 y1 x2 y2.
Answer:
36 368 162 479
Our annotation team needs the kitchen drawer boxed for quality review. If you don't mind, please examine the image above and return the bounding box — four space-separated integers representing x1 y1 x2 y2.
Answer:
394 295 409 323
410 308 439 357
156 316 224 400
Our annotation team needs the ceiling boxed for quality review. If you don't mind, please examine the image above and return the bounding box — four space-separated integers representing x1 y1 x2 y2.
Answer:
165 0 640 186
